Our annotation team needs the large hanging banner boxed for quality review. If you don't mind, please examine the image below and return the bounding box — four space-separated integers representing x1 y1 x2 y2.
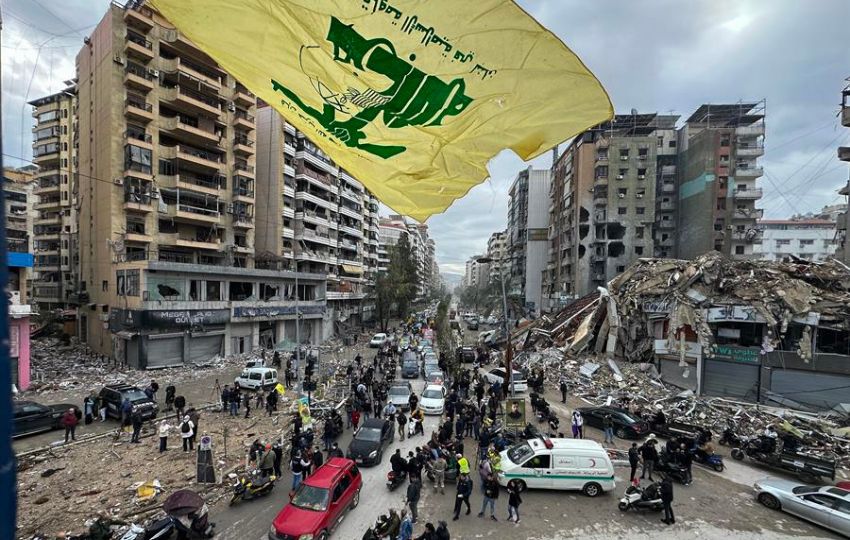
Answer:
149 0 613 220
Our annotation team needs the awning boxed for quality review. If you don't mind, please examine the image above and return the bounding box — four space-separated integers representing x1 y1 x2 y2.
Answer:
115 330 139 339
341 264 363 275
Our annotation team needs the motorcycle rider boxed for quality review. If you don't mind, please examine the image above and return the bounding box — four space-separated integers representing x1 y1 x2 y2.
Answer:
760 425 779 453
383 400 397 421
391 448 407 476
328 442 344 459
259 444 276 478
411 408 425 436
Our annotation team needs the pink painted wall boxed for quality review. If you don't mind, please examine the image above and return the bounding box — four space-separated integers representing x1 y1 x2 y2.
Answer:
12 317 31 391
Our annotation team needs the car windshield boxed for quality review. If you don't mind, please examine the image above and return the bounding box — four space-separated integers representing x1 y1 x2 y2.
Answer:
291 484 330 511
356 427 382 442
389 387 409 395
616 412 639 423
792 486 821 495
506 442 534 464
510 373 524 382
423 389 443 399
124 390 148 401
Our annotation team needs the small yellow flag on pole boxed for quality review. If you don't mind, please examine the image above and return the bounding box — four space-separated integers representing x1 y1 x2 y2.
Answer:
274 382 286 395
148 0 613 220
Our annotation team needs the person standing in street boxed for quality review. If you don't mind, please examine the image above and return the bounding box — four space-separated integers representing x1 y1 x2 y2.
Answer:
61 408 78 443
130 410 143 443
435 521 450 540
628 442 640 483
456 453 470 475
640 438 658 481
290 452 304 491
83 392 96 425
397 410 408 441
398 509 413 540
432 453 447 494
661 476 675 525
571 410 583 439
174 394 186 420
243 392 252 419
452 473 473 521
180 415 195 452
506 478 523 524
602 413 615 445
478 473 499 520
559 376 568 403
220 385 230 414
120 398 133 430
406 477 422 524
158 420 170 452
328 442 344 459
351 409 361 431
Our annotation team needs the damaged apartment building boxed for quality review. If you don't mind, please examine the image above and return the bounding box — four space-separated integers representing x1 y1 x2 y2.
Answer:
565 252 850 412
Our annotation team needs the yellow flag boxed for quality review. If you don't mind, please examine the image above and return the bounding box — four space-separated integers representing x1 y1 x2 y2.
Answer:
149 0 612 221
275 382 286 395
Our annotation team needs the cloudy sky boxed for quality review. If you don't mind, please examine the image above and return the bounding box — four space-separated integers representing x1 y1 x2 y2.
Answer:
3 1 849 278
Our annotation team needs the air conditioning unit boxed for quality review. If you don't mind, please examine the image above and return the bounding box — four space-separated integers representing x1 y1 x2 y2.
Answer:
616 175 624 180
150 188 160 200
227 102 236 112
620 156 629 161
638 175 646 179
226 203 234 214
636 194 643 198
113 178 124 186
618 193 625 198
113 55 125 65
149 69 160 78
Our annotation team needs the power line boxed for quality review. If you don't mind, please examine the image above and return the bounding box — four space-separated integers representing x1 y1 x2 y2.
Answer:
30 0 85 38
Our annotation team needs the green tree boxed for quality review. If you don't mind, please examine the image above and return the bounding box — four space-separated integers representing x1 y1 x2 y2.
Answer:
370 235 419 331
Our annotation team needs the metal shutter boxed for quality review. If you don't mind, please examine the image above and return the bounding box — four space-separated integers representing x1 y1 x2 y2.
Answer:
703 359 759 401
187 335 224 365
146 335 184 368
770 370 850 410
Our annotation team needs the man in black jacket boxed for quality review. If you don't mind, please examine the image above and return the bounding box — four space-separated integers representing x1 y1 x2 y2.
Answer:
660 476 675 524
628 442 640 483
639 439 658 482
452 474 473 520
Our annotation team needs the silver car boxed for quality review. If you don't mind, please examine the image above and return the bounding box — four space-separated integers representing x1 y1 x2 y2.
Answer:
754 477 850 536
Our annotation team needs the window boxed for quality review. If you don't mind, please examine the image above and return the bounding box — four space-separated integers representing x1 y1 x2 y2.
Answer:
720 137 730 147
799 239 814 246
668 140 677 148
333 473 352 502
815 327 850 355
635 246 644 255
125 145 152 174
595 165 608 178
775 239 791 247
735 245 745 255
618 188 628 197
636 207 645 215
834 499 850 516
657 136 664 148
617 265 625 272
637 148 648 159
596 149 608 161
618 207 627 215
206 281 223 301
619 149 629 159
522 454 550 469
637 168 647 178
617 168 628 178
714 222 723 231
102 280 109 292
802 494 836 508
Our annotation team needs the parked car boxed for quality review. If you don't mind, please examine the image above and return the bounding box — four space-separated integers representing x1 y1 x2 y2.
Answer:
369 333 388 348
388 382 413 411
398 337 410 350
269 458 362 540
754 478 850 537
235 367 278 391
576 406 649 439
13 400 77 438
484 367 528 393
346 418 394 465
457 346 476 364
98 384 157 421
467 318 479 330
420 384 447 415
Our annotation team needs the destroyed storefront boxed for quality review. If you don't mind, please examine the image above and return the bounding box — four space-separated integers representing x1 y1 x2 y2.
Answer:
549 253 850 412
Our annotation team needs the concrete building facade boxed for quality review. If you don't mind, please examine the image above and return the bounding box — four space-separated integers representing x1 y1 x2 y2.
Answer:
754 219 837 261
486 231 507 284
29 89 79 310
508 166 551 314
837 81 850 264
677 102 766 260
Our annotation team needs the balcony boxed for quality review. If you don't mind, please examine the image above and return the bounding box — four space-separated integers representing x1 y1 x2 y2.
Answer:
161 85 221 117
839 146 850 162
733 208 764 220
296 228 335 247
233 214 254 229
177 57 222 90
34 198 61 210
659 201 675 211
732 188 763 200
165 202 221 224
339 224 364 239
295 190 336 211
125 98 154 123
283 206 295 219
233 186 255 203
297 210 336 229
735 166 763 177
283 227 295 239
295 249 332 264
34 177 60 194
234 83 254 107
340 187 362 203
736 124 765 137
234 109 255 130
125 128 152 147
737 144 764 157
731 229 763 243
283 182 295 198
657 220 675 229
234 162 255 178
233 134 254 155
296 147 338 175
124 63 155 92
164 234 222 251
284 163 295 177
661 183 676 193
123 191 155 213
125 232 153 243
35 214 61 226
170 173 225 196
125 32 154 61
661 165 676 176
338 205 362 221
161 116 221 145
123 6 154 31
162 144 223 172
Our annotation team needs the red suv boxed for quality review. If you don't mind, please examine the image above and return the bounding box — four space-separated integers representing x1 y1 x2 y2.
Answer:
269 458 362 540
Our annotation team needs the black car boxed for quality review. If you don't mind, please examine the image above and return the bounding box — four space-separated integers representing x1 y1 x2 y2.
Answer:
456 346 475 364
13 400 77 438
401 351 420 379
467 319 479 331
98 384 158 421
346 418 393 466
576 406 649 439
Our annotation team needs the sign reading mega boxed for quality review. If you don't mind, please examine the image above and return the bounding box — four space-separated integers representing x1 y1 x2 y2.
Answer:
109 309 230 331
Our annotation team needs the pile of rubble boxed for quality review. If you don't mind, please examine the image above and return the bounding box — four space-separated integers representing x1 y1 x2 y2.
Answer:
16 400 300 539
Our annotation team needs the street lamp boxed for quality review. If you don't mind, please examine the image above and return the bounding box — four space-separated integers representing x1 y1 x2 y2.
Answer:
476 255 514 399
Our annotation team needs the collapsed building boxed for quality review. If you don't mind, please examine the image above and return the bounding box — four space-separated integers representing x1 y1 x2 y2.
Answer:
518 252 850 412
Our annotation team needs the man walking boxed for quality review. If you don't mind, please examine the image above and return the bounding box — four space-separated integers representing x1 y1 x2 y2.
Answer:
660 476 675 525
571 410 583 439
478 473 499 521
559 376 568 403
61 408 78 443
640 438 658 482
628 442 640 483
397 410 408 441
406 477 422 524
130 410 143 443
290 452 305 491
506 478 523 524
452 473 473 521
602 413 615 445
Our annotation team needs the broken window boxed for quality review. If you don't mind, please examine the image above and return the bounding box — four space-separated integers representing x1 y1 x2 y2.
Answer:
616 265 625 272
779 323 808 351
714 222 723 231
206 281 223 301
713 322 763 347
636 207 645 215
229 281 254 301
815 327 850 355
618 207 627 215
735 245 745 255
635 227 644 239
608 242 625 257
635 246 644 255
190 280 201 300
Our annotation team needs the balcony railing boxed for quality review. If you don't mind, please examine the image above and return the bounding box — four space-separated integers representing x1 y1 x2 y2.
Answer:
233 186 254 197
159 250 194 264
235 162 254 173
126 32 152 50
179 173 225 190
234 109 254 122
125 128 151 143
234 134 254 147
178 144 222 163
126 98 152 112
177 85 220 109
125 62 153 80
178 203 220 218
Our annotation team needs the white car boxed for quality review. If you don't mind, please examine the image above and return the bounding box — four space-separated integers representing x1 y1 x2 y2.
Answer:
485 367 528 393
369 333 388 348
419 384 447 415
754 478 850 537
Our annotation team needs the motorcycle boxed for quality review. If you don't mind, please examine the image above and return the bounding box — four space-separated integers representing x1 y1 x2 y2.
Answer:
386 469 407 491
690 446 725 472
655 452 690 485
322 411 344 440
618 482 663 512
229 470 276 505
718 427 742 447
425 462 459 484
144 489 215 539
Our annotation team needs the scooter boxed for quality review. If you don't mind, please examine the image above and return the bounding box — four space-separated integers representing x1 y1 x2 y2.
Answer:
229 470 276 505
618 482 663 512
690 446 725 472
718 427 742 447
655 453 690 485
386 469 407 491
144 490 215 539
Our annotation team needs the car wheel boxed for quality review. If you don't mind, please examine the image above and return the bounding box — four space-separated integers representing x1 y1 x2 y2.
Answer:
317 531 329 540
731 448 745 461
615 427 627 439
351 489 361 508
516 480 527 492
758 493 781 510
618 501 629 512
713 463 725 473
583 482 602 497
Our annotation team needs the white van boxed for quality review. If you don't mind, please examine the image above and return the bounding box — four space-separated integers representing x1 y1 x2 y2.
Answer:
498 437 615 497
235 367 278 391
